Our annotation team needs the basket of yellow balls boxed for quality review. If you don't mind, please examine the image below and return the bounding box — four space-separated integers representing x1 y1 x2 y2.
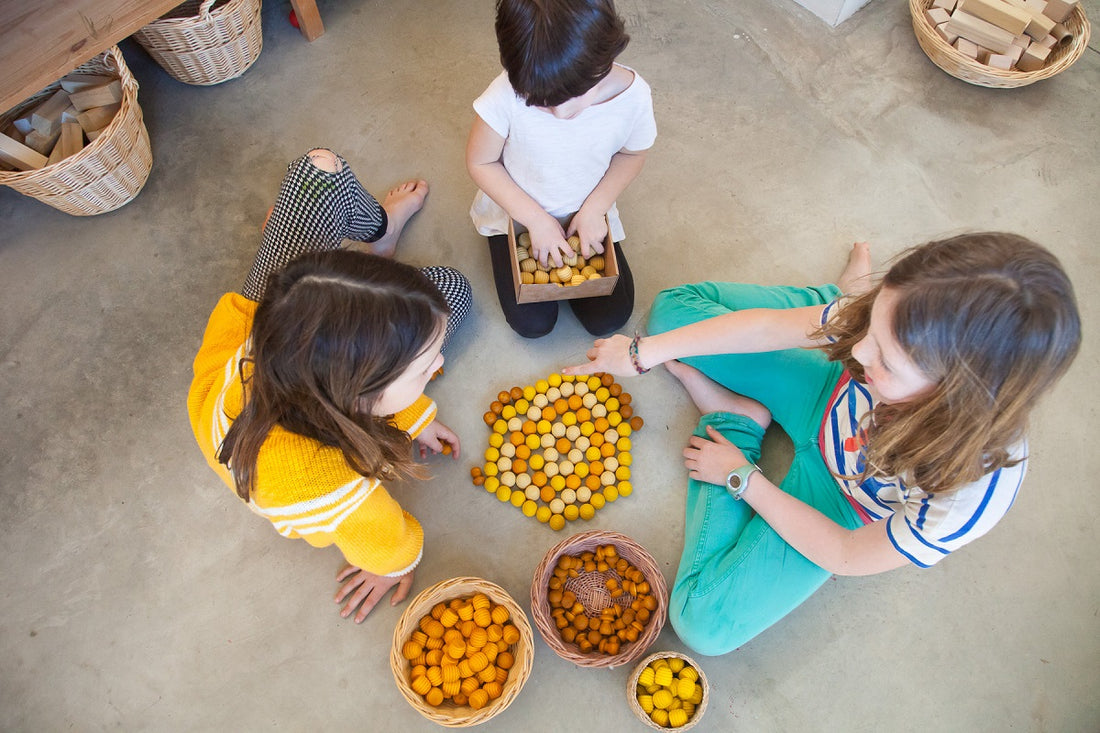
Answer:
531 530 668 668
627 651 709 730
390 576 534 727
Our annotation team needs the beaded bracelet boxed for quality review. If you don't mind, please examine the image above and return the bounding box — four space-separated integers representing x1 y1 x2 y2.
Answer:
629 333 650 375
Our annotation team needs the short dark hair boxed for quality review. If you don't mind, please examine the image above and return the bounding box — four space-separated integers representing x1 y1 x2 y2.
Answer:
496 0 629 107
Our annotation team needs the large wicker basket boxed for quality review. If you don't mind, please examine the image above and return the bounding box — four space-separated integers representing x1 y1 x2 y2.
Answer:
133 0 263 86
910 0 1090 88
390 576 534 728
627 651 710 731
531 530 668 669
0 47 152 216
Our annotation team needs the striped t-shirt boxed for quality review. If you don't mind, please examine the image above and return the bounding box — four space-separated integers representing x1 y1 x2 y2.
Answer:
817 300 1026 567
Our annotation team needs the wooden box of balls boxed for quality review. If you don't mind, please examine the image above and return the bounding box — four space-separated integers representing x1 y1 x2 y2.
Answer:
507 217 619 303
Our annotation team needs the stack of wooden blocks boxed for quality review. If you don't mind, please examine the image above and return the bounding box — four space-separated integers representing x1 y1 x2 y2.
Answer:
0 74 123 172
926 0 1079 71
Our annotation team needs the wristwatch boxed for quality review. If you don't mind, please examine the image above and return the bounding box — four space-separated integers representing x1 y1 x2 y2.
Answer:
725 463 761 500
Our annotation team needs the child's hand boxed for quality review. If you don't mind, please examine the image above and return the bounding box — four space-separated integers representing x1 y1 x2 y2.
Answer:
334 565 414 623
683 425 750 487
529 219 571 269
567 209 608 258
415 420 461 459
561 334 637 377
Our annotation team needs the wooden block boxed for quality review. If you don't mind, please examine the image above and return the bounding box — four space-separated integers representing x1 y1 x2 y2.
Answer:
75 103 120 134
1003 0 1058 38
2 123 25 144
1016 41 1051 70
86 128 104 142
24 127 62 155
67 81 123 112
1005 42 1025 61
1012 32 1032 47
0 131 49 170
1034 33 1058 47
987 53 1015 68
936 21 961 43
12 116 33 136
30 89 70 136
976 45 993 62
932 0 958 10
954 36 982 58
61 105 80 123
958 0 1031 35
947 10 1017 53
1041 0 1077 22
1049 22 1072 43
60 73 117 93
46 122 84 165
926 7 952 25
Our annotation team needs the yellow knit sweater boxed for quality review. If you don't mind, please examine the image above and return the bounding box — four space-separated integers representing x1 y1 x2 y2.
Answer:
187 292 436 576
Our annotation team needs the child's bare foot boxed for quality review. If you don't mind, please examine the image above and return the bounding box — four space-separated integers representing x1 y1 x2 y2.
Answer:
370 180 429 257
665 360 772 430
837 241 873 296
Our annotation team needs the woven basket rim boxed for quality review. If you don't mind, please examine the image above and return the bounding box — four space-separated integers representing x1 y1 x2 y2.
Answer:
909 0 1090 88
626 651 711 732
530 530 668 669
389 576 534 728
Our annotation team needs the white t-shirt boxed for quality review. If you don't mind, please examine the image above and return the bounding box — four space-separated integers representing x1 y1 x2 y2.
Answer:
818 300 1027 568
469 64 657 241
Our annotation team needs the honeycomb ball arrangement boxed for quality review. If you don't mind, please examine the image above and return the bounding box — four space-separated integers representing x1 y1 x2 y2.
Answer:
401 592 522 710
547 544 657 656
516 232 608 287
635 657 704 728
469 373 643 530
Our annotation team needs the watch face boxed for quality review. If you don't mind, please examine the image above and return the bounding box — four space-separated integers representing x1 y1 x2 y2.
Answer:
727 473 743 490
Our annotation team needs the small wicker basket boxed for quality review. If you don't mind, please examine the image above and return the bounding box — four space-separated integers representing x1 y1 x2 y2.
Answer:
531 530 668 669
133 0 263 86
627 651 710 731
0 46 152 216
910 0 1090 88
390 576 534 728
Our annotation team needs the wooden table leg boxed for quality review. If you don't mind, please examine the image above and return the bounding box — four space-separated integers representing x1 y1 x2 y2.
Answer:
290 0 324 41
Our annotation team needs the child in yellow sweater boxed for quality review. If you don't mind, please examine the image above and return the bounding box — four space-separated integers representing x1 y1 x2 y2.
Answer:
188 149 472 622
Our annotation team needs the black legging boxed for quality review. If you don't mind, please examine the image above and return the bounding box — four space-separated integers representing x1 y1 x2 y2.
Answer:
486 235 634 338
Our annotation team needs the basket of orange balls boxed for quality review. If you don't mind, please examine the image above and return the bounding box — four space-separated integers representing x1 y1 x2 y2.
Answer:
531 530 668 668
390 576 534 727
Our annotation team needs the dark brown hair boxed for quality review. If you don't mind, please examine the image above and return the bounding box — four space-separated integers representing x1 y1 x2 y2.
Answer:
818 232 1080 493
496 0 629 107
218 250 450 501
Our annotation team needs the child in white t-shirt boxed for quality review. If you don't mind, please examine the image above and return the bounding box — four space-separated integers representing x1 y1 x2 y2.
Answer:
467 0 657 338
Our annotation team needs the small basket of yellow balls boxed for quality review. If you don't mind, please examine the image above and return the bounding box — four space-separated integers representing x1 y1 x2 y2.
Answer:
627 651 709 730
390 576 534 728
531 530 668 668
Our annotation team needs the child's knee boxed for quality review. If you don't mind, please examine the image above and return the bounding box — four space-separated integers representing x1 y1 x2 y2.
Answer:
306 149 342 173
647 286 691 336
668 590 740 657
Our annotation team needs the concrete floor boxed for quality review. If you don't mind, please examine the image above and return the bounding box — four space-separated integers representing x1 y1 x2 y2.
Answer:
2 0 1098 730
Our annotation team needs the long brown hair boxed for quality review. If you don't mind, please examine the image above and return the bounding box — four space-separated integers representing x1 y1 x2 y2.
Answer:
218 250 450 501
818 233 1080 493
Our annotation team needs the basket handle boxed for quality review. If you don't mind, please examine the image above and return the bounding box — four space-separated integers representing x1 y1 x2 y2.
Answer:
198 0 218 16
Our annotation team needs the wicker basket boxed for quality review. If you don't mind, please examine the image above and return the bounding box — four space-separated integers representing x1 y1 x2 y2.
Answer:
531 530 668 669
390 576 534 728
627 651 710 731
910 0 1090 88
0 47 152 216
133 0 263 85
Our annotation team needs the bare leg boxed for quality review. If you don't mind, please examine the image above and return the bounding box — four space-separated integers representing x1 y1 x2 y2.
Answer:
665 360 772 431
836 241 873 296
369 180 430 257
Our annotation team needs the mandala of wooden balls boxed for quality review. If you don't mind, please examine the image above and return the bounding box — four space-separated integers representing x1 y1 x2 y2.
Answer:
471 373 643 530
